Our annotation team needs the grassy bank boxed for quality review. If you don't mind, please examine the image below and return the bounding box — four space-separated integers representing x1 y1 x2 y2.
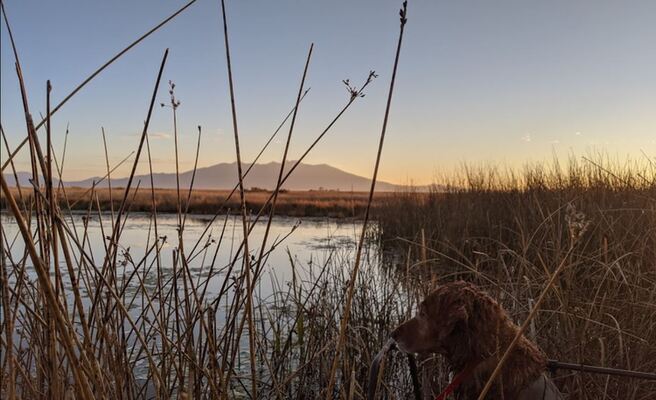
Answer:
1 187 394 218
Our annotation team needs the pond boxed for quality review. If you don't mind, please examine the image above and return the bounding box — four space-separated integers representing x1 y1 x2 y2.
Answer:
1 210 372 305
1 211 380 385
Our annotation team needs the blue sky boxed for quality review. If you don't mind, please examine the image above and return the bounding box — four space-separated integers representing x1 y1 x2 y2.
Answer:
1 0 655 184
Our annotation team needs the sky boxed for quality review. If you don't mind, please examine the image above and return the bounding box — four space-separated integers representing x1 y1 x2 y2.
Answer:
1 0 655 185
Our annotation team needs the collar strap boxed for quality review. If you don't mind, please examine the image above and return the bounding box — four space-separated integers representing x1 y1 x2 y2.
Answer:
435 360 481 400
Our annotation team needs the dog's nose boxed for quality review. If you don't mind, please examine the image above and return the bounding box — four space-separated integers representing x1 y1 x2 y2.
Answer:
390 325 403 341
391 323 414 353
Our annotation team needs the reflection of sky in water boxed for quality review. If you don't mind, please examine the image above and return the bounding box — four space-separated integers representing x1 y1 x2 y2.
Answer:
1 211 376 385
1 212 366 300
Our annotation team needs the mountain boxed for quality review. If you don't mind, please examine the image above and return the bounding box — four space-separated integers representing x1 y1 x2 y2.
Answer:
5 162 405 192
3 172 55 188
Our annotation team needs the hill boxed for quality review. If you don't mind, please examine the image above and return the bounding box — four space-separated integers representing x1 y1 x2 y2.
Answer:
4 161 407 192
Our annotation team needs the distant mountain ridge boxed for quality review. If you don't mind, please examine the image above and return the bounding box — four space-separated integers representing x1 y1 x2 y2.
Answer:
4 161 408 192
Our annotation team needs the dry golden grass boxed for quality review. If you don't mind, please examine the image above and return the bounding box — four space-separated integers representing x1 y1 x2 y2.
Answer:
372 160 656 399
1 186 397 218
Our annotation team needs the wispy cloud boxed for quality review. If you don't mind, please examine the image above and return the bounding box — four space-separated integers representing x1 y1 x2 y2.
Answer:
550 139 560 144
521 134 532 142
149 132 171 140
575 131 582 136
122 131 171 140
210 128 225 142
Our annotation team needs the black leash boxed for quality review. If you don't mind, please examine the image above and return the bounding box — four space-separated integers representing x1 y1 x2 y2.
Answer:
407 352 422 399
367 339 421 400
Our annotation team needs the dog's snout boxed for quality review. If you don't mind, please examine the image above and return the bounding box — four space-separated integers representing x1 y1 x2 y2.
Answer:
390 324 407 352
391 325 401 341
391 320 409 342
391 317 437 354
391 318 419 353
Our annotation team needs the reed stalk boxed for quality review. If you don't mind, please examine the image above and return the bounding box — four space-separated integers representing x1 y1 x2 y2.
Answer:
326 2 408 396
218 0 258 397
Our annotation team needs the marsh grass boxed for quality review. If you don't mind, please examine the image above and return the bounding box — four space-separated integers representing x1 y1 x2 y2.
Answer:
375 158 656 399
1 187 387 218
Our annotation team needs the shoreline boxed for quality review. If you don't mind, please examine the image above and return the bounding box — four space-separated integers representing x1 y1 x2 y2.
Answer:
0 187 397 218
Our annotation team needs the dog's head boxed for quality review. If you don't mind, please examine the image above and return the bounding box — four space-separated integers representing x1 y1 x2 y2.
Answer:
392 282 472 354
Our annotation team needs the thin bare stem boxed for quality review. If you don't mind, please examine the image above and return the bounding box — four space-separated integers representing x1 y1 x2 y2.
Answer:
218 0 258 396
325 2 408 396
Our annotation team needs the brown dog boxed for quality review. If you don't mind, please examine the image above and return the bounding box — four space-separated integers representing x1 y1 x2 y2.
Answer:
392 281 563 400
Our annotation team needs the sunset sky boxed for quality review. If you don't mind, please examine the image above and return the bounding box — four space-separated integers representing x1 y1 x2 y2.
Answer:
1 0 655 185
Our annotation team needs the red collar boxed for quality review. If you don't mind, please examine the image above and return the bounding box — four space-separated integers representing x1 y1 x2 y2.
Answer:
435 360 481 400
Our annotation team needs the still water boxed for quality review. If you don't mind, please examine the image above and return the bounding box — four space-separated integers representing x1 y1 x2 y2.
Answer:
1 211 367 300
2 211 373 384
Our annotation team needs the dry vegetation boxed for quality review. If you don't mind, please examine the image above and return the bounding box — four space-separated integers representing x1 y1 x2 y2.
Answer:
374 159 656 399
1 187 392 218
